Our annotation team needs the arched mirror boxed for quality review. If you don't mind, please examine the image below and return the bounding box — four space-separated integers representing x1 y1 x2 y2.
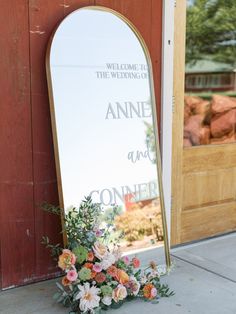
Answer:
46 6 170 271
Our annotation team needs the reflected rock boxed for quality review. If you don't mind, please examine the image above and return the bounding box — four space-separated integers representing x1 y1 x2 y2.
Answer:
210 131 236 144
184 114 205 145
212 95 236 115
192 100 211 124
183 138 192 147
184 95 202 111
210 109 236 138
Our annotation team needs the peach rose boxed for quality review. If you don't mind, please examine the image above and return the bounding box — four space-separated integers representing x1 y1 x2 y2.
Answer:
93 241 108 260
58 249 76 270
112 284 127 303
62 276 71 286
116 269 129 285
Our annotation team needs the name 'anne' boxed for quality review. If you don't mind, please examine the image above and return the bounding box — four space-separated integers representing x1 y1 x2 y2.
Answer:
105 101 151 119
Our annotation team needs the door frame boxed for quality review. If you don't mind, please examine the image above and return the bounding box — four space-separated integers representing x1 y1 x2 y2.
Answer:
161 0 175 245
170 0 186 245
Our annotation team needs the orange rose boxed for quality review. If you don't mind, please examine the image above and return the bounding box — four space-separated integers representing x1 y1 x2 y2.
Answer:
116 269 129 285
84 263 93 269
95 272 106 283
107 265 118 278
143 283 157 299
58 249 76 270
62 276 71 286
87 251 95 261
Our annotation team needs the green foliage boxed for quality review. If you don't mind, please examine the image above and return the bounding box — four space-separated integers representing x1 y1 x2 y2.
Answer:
186 91 236 100
41 202 61 215
144 121 156 164
149 275 175 298
64 197 101 250
158 284 175 298
100 205 124 246
42 196 102 253
41 236 61 259
101 206 123 225
186 0 236 65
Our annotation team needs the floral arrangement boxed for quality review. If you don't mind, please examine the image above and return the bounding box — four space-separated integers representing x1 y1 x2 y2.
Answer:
42 197 173 314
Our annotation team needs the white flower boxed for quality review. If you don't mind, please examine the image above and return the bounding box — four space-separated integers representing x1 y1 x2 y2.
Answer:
100 252 116 270
140 275 147 285
148 269 159 279
157 264 167 276
74 282 100 313
113 247 122 261
140 272 147 285
102 295 112 306
93 241 108 260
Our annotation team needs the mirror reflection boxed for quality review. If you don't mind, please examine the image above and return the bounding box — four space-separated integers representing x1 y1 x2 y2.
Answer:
47 7 169 268
184 0 236 147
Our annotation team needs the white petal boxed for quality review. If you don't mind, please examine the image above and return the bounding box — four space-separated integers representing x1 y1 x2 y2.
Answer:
79 299 88 312
84 282 90 292
77 284 85 292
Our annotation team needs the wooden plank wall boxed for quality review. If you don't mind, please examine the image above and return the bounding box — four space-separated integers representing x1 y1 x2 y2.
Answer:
181 145 236 242
0 0 163 289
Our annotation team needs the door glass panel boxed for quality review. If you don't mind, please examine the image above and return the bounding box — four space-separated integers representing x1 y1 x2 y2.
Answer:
184 0 236 147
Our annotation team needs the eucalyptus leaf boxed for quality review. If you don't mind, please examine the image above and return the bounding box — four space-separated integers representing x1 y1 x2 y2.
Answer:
53 292 61 300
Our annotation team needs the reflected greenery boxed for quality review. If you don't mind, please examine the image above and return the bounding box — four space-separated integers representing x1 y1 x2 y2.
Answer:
186 0 236 66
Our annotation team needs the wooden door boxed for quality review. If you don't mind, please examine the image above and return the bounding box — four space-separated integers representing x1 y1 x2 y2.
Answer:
0 0 163 289
171 1 236 245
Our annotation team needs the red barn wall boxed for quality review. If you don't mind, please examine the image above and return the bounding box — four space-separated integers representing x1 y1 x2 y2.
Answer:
0 0 163 289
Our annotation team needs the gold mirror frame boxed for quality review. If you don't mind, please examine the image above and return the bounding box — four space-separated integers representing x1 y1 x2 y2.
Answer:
46 6 171 270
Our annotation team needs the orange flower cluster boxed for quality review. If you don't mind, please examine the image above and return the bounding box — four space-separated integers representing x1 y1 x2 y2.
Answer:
107 266 129 284
107 265 118 277
87 251 94 262
116 269 129 285
143 283 157 299
84 262 96 278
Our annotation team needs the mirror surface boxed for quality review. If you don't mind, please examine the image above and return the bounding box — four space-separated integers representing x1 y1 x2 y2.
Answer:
47 7 169 268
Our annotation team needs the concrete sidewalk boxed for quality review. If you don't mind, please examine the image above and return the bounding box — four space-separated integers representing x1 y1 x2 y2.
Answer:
1 233 236 314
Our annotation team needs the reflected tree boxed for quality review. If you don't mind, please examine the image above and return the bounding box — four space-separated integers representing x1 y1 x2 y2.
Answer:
186 0 236 66
144 121 156 164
